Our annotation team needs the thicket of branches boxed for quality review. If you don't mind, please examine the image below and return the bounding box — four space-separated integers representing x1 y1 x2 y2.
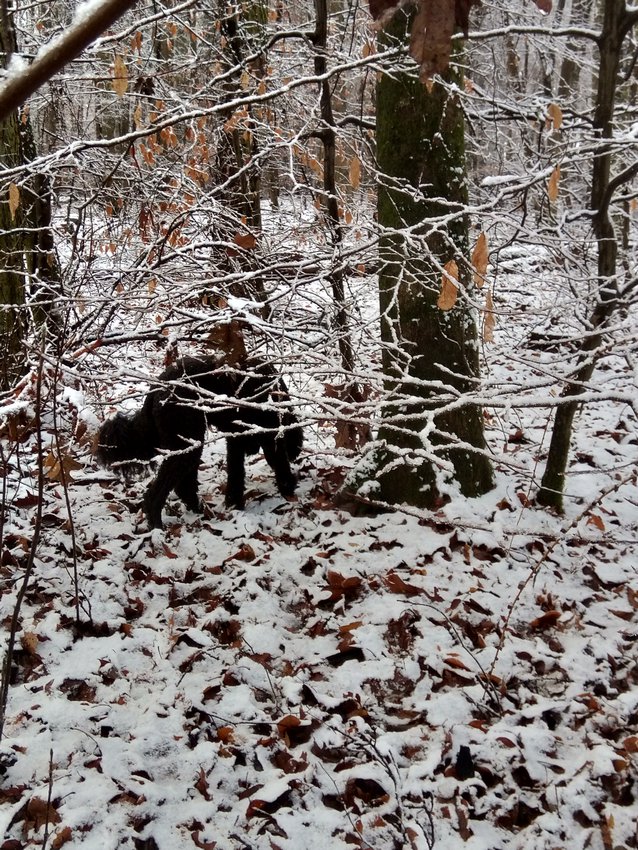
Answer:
0 0 636 509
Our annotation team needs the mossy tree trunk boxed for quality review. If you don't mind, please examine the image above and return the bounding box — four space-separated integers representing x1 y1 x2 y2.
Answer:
372 12 493 508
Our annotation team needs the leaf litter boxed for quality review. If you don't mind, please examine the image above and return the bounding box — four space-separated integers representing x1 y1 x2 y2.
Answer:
1 299 638 850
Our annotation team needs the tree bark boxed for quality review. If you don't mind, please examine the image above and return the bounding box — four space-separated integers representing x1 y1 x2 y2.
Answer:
370 11 493 507
1 4 61 389
538 0 634 509
0 112 26 388
556 0 591 101
312 0 372 454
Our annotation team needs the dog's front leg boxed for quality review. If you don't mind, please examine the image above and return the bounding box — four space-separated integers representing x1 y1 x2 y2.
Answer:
142 453 185 528
143 463 172 528
225 437 246 508
173 450 203 513
144 456 184 528
262 436 297 498
144 445 204 527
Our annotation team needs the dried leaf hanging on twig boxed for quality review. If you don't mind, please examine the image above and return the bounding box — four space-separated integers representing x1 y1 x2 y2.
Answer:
369 0 481 82
471 231 488 288
438 260 459 311
547 165 561 203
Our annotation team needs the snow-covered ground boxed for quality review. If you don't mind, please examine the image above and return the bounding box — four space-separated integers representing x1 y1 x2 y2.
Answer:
1 233 637 849
1 367 637 850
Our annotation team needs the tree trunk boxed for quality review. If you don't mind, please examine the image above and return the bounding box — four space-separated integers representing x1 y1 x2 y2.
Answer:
1 127 28 386
556 0 591 101
216 1 265 231
0 7 60 390
0 8 25 388
371 12 493 507
538 0 637 510
313 0 354 378
212 1 267 310
312 0 371 450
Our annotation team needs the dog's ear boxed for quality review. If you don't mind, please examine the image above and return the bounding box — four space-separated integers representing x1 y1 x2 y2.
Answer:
95 417 115 463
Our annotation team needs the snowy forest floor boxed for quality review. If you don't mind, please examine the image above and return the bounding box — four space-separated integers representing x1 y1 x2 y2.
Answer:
1 254 638 850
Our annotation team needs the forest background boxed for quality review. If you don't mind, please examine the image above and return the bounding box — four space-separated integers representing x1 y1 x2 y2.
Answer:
1 0 637 848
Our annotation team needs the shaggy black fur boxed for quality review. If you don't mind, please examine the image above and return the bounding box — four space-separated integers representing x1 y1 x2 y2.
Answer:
97 355 303 529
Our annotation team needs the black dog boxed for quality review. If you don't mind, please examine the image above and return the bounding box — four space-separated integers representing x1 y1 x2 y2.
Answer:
97 355 303 528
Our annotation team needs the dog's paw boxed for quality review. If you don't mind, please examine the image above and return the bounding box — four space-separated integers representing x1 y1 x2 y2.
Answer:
181 496 204 514
278 475 298 498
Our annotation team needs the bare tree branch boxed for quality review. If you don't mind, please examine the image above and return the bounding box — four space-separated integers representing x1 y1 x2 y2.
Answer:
0 0 138 122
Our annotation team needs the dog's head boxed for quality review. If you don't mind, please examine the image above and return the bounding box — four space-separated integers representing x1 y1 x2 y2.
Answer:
96 413 156 469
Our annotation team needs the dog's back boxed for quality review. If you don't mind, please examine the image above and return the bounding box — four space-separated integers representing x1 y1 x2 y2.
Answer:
152 355 282 434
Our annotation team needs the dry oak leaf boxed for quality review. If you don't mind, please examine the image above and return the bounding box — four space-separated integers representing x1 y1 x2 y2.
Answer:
217 726 235 744
383 570 423 596
44 449 82 483
471 231 488 288
272 748 308 774
370 0 480 81
20 631 39 656
344 777 389 807
547 102 563 130
9 182 20 220
324 570 363 601
233 231 257 250
483 288 496 342
112 53 128 96
51 826 73 850
444 654 471 671
586 513 605 531
246 784 295 818
547 165 561 202
195 767 212 801
530 609 561 630
25 797 62 831
369 0 478 36
409 0 456 82
438 259 459 310
349 155 362 189
623 736 638 754
276 714 301 737
229 542 256 562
